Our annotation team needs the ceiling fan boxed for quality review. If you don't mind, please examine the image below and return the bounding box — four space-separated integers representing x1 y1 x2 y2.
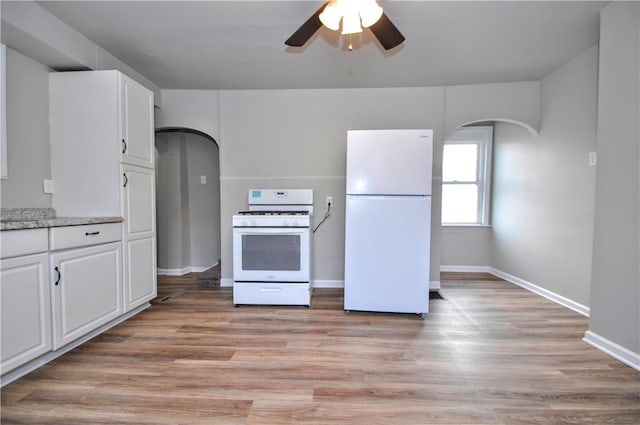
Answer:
285 0 405 51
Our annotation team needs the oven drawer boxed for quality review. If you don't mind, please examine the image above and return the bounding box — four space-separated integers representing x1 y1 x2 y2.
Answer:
233 282 311 306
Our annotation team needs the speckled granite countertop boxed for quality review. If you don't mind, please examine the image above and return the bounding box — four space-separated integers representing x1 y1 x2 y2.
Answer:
1 208 123 231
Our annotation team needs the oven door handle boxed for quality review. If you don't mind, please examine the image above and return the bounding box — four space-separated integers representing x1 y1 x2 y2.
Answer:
233 228 308 235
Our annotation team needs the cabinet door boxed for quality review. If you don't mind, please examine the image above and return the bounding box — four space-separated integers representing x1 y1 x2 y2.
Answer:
122 164 156 238
124 236 157 311
1 254 52 374
121 75 154 169
121 164 157 311
51 243 122 350
50 70 121 217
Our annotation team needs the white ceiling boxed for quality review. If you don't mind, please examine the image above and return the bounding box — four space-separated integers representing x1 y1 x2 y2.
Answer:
36 1 606 90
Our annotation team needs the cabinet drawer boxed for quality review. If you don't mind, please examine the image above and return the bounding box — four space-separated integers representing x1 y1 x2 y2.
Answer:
49 223 122 251
1 229 48 259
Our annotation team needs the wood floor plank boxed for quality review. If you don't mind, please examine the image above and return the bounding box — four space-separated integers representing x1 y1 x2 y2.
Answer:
1 272 638 424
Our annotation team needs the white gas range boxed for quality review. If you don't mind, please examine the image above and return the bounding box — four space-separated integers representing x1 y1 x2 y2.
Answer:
232 189 313 307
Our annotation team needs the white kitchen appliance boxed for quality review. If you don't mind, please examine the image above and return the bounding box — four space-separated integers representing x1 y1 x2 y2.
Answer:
232 189 313 306
344 129 433 316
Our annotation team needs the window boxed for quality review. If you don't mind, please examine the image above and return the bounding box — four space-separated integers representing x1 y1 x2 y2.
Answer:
441 126 493 225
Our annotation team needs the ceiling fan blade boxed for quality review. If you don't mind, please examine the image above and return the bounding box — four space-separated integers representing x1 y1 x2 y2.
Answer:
369 12 405 50
285 3 327 47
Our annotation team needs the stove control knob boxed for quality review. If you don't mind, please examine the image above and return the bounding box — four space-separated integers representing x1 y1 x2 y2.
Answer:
251 220 258 226
292 219 299 226
283 220 290 226
242 220 249 226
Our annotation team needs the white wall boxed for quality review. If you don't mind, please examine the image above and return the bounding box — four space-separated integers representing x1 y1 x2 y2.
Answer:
491 46 598 309
440 226 491 269
439 81 541 273
185 133 220 270
587 2 639 364
155 90 219 142
155 133 191 272
154 83 539 287
444 81 540 137
218 87 446 286
1 29 542 292
179 141 191 270
156 131 221 273
1 1 161 104
0 48 51 208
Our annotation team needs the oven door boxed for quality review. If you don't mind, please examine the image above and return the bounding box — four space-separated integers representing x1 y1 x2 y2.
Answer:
233 227 310 282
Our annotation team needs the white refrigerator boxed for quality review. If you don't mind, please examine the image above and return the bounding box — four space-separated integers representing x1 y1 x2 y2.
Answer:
344 129 433 316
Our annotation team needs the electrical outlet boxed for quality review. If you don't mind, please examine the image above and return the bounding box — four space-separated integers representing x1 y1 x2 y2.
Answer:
326 196 333 207
588 151 597 167
43 179 54 194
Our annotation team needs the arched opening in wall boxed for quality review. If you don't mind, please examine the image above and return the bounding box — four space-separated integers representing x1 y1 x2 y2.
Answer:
440 118 540 269
154 127 221 282
449 119 538 140
442 119 537 226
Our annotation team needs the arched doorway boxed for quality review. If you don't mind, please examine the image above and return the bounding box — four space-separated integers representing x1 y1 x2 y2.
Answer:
154 128 221 279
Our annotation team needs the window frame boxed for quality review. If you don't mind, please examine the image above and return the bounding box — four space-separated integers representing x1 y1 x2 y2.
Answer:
441 126 493 226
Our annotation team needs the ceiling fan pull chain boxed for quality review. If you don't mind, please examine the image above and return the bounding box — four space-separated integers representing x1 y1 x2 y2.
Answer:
348 34 353 51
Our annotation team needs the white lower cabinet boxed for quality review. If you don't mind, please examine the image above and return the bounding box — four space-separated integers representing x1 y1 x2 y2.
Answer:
124 236 157 311
121 164 157 311
50 242 123 350
0 253 52 374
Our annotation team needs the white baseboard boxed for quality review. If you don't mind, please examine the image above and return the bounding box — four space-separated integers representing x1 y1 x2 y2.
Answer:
489 267 590 317
221 279 440 290
313 280 344 288
583 330 640 371
440 265 492 273
158 263 219 276
191 267 207 273
157 267 191 276
191 262 219 273
312 280 441 290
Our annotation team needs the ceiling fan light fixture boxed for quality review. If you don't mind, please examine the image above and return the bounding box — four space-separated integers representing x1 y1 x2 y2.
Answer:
285 0 404 51
341 9 363 35
319 0 383 35
319 1 341 31
359 0 383 27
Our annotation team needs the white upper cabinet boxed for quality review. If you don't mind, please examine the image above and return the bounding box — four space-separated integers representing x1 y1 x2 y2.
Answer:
50 70 155 217
121 75 154 169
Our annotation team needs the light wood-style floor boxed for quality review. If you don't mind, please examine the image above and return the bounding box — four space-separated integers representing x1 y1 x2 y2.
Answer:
1 273 638 424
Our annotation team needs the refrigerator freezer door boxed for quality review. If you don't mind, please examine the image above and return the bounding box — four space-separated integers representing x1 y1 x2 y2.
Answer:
346 129 433 196
344 195 431 314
